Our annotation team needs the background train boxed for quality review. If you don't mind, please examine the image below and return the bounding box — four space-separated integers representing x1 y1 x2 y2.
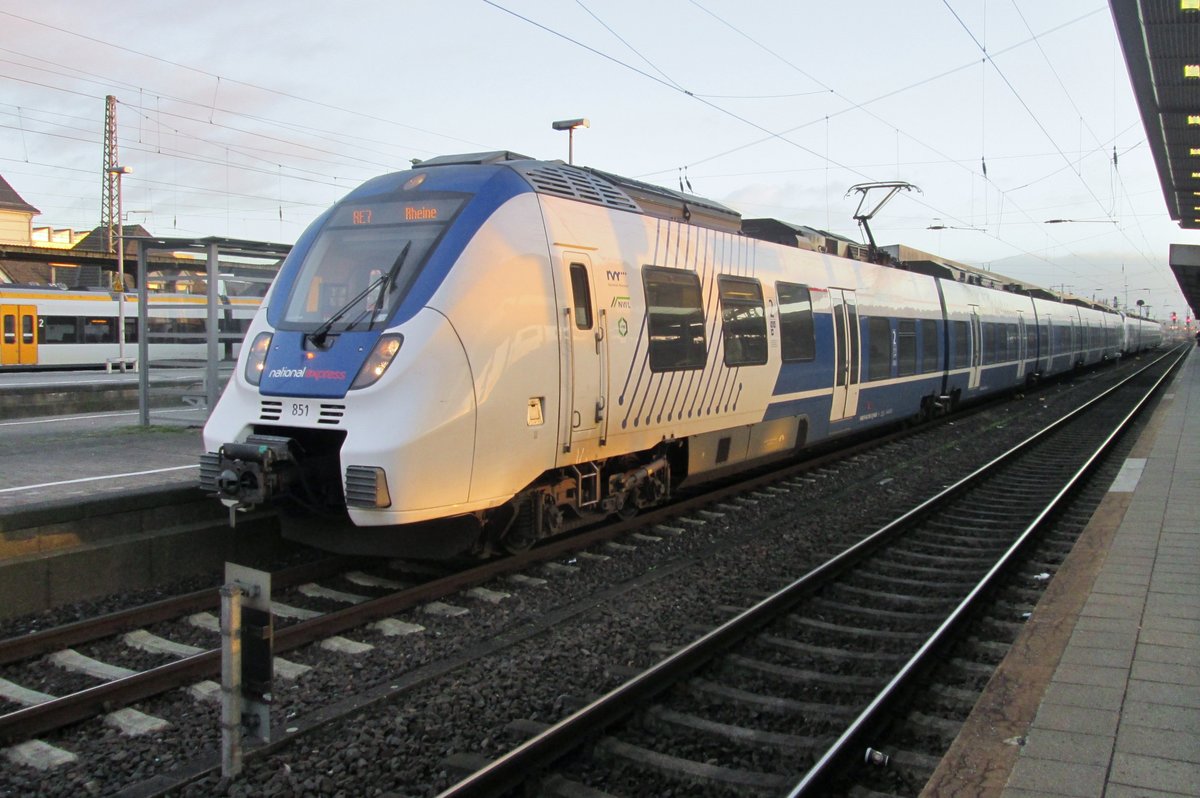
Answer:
200 151 1163 558
0 285 259 369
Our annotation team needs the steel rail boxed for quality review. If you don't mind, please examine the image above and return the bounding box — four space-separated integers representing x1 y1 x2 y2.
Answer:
0 449 864 745
786 345 1186 796
432 347 1185 798
0 555 361 666
0 352 1163 749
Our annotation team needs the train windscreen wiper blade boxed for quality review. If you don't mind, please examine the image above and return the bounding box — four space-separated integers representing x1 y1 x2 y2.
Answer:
307 240 415 345
307 242 413 347
308 273 387 348
366 241 411 331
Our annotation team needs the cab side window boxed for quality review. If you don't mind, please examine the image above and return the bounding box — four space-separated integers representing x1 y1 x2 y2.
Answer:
569 263 593 330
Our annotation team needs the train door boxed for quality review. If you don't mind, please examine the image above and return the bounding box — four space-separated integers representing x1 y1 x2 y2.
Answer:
559 253 605 453
968 306 982 389
1 304 38 366
1070 318 1079 365
1043 315 1054 369
829 288 860 422
1016 312 1027 380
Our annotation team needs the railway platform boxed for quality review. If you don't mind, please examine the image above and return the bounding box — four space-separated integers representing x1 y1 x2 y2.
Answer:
925 348 1199 798
0 402 203 512
0 383 269 619
0 366 220 420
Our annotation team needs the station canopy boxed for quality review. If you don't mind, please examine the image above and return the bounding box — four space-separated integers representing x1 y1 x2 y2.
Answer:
1111 0 1200 316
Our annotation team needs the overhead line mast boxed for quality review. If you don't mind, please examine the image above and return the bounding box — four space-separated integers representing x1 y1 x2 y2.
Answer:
101 94 119 257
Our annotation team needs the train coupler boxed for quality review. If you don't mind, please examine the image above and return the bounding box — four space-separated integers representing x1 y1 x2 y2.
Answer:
200 435 302 524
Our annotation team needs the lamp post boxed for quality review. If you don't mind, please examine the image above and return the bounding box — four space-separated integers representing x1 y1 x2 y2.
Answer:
108 165 131 372
1134 288 1151 318
551 118 589 165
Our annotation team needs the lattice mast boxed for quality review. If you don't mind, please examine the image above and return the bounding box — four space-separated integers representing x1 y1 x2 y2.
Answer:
101 95 118 254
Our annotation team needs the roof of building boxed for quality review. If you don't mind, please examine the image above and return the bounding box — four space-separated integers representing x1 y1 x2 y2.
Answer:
72 224 155 253
0 174 40 215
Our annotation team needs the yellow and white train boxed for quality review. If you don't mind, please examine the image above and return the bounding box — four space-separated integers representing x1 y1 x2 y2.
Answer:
0 286 259 369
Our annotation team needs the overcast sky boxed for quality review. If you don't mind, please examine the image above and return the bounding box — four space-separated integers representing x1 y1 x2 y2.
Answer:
1 1 1194 319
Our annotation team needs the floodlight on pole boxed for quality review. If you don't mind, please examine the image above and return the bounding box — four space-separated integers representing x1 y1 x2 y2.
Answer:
551 118 589 165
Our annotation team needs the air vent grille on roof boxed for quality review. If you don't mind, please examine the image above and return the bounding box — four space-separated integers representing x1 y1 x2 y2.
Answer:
517 163 642 213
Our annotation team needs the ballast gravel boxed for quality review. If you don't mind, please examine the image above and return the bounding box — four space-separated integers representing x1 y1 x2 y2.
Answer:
0 366 1148 798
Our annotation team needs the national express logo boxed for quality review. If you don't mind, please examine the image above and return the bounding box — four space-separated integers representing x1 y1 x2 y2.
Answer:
267 366 348 381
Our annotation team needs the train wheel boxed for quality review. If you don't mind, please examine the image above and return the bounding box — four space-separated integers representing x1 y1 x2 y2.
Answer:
499 493 561 554
616 496 639 521
501 500 537 553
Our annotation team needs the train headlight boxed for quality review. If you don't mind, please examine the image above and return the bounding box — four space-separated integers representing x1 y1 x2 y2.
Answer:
351 333 403 389
244 332 272 386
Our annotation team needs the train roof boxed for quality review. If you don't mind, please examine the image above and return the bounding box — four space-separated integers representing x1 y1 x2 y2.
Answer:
411 152 1121 312
415 150 743 233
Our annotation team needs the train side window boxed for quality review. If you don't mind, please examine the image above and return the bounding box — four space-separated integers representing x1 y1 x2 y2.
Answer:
643 266 707 371
41 316 78 344
2 313 13 344
178 317 206 339
83 318 115 344
981 323 997 365
717 275 767 367
218 316 249 337
897 319 917 376
776 282 815 361
866 317 892 381
1053 324 1069 353
951 320 969 369
920 319 939 372
568 263 593 330
21 314 34 344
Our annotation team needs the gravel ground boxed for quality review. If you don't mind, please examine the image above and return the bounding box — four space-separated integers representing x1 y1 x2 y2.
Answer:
0 363 1148 798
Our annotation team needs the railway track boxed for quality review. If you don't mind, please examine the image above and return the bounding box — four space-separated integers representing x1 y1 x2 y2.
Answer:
0 352 1173 796
0 380 982 751
0 460 873 751
432 348 1184 798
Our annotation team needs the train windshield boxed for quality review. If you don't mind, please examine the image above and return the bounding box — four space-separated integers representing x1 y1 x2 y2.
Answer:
279 196 464 331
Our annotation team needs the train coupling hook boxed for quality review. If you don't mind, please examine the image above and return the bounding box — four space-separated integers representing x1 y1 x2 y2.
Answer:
200 434 301 525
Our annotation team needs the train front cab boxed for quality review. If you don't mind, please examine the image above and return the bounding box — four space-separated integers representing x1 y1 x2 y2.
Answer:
1 303 37 366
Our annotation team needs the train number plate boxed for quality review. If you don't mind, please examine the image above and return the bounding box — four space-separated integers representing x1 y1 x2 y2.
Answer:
289 401 312 419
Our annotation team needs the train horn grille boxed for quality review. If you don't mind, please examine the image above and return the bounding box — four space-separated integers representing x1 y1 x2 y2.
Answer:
257 401 346 425
318 404 346 425
345 466 390 508
198 452 221 491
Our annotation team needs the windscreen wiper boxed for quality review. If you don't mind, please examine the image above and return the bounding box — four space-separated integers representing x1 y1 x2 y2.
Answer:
367 241 411 330
308 242 414 348
307 273 387 348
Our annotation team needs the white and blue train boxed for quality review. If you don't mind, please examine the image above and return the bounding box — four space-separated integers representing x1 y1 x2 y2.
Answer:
201 151 1163 557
